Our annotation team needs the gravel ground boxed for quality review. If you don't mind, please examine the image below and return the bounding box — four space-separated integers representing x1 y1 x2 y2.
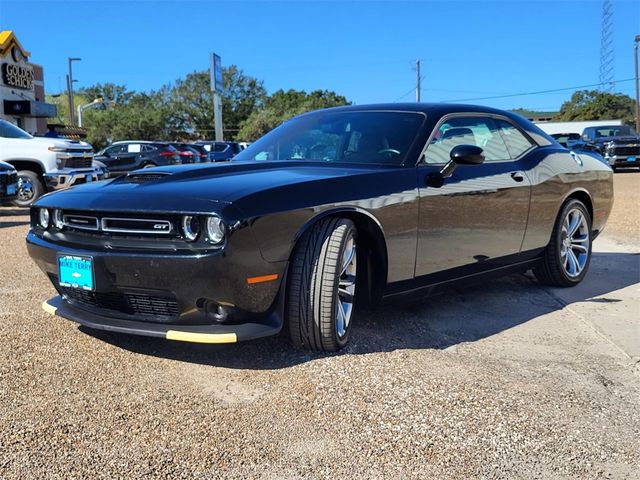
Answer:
1 172 639 479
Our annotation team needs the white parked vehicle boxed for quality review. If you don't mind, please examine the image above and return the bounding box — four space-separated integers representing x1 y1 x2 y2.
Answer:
0 119 105 207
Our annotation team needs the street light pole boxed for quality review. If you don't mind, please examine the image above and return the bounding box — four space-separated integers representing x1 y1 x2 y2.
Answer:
634 35 639 133
67 57 81 126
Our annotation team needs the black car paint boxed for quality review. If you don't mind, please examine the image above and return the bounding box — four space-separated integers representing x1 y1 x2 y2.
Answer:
26 103 614 343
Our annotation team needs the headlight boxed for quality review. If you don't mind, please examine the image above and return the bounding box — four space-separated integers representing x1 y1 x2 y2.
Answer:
182 215 200 241
38 208 50 229
52 209 64 229
48 146 66 152
205 215 226 244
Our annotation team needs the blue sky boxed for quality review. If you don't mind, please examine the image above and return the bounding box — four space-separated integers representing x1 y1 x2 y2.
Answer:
1 0 638 111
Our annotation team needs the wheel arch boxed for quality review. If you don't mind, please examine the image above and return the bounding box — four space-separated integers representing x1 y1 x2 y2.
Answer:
6 159 46 178
563 188 594 224
290 207 389 306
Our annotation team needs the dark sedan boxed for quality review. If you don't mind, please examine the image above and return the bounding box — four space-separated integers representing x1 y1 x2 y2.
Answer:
27 104 613 352
0 160 18 205
94 141 181 172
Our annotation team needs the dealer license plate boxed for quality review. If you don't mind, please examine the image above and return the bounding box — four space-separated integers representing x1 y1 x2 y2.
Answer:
6 183 16 195
86 175 93 183
628 156 636 162
58 255 94 290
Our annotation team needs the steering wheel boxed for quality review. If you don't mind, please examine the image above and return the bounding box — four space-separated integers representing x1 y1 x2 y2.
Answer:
377 148 401 156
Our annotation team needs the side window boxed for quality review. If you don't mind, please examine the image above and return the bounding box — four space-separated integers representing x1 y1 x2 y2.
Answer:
424 116 510 164
496 119 534 158
106 145 125 155
213 143 228 152
142 144 156 152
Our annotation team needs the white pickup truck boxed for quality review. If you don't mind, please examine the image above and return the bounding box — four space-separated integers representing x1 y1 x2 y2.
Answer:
0 119 105 207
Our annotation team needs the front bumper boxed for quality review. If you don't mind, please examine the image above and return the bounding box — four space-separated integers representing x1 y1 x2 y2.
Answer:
44 167 105 190
26 232 286 343
42 296 281 343
605 155 639 167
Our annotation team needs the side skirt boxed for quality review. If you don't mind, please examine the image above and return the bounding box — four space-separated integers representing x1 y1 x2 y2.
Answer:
382 253 543 302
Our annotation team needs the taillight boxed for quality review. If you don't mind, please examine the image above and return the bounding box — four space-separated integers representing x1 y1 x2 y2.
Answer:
178 151 194 156
200 154 206 158
160 151 175 157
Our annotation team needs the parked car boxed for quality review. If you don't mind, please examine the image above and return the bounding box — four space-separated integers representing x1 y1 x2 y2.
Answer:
189 144 212 162
574 125 639 171
194 141 243 161
27 103 613 352
0 119 103 207
169 143 201 164
94 141 181 173
550 132 582 149
0 161 18 205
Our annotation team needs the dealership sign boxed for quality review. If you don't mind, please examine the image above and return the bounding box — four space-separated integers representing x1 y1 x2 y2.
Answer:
1 62 34 90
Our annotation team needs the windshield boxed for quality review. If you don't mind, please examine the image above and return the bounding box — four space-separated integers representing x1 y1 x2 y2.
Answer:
234 110 425 165
0 119 32 139
594 126 635 137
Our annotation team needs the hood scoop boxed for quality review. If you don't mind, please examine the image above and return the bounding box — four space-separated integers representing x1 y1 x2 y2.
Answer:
124 172 172 184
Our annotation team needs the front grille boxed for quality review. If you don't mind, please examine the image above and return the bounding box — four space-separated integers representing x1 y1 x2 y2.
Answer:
59 210 178 237
54 281 179 321
101 217 173 235
0 172 17 187
612 146 640 156
64 214 99 231
65 156 93 168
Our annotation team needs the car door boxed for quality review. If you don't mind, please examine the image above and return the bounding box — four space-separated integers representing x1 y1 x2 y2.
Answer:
415 114 534 277
100 144 127 169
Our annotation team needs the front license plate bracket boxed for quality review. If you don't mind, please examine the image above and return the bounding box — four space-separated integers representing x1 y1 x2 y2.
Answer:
58 255 95 291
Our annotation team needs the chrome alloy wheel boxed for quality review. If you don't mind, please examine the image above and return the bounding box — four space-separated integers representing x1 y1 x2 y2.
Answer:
17 176 34 202
336 234 356 339
560 208 590 278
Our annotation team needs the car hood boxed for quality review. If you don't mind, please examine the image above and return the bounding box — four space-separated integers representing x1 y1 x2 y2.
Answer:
0 160 16 172
31 137 93 150
34 161 387 213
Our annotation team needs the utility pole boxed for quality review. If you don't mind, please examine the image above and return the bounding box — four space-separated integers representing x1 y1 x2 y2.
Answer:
67 57 81 126
416 59 421 102
634 35 640 133
210 52 224 141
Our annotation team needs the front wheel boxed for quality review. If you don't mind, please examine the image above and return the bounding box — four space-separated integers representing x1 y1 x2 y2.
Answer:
287 218 358 352
12 170 44 207
533 199 592 287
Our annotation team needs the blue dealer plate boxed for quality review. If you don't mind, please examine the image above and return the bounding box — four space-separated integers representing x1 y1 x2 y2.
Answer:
628 156 636 162
58 255 94 291
6 183 16 195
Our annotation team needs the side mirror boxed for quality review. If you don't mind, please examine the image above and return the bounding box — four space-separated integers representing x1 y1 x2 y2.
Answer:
426 144 485 188
450 144 485 165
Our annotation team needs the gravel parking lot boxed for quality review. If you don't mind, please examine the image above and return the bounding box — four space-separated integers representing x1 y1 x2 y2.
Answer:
1 172 638 479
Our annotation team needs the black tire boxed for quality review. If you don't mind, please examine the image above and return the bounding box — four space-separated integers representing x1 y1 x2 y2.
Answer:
141 162 157 169
287 218 358 352
12 170 44 207
533 199 592 288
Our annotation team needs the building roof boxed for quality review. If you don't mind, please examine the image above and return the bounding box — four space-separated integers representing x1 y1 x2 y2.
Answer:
0 30 30 60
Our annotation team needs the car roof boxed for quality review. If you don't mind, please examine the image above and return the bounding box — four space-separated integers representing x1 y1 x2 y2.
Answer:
300 102 518 118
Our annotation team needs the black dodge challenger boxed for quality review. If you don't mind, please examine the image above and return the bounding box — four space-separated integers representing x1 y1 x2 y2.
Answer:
27 104 613 351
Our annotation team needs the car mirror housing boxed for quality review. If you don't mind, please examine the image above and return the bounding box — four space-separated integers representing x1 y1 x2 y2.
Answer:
450 144 485 165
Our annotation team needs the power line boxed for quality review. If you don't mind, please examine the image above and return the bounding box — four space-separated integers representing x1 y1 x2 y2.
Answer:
437 78 634 103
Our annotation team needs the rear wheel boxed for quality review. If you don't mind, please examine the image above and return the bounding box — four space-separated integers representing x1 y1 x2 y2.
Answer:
13 170 44 207
287 218 357 352
533 199 592 287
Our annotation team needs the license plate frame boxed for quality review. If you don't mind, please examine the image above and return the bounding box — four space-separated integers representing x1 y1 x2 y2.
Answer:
57 255 95 291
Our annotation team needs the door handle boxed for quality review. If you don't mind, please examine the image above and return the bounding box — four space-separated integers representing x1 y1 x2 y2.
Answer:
510 171 525 183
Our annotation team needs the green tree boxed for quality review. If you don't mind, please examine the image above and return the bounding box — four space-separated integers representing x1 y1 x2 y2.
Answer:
238 89 351 140
556 90 636 125
77 83 134 106
168 66 266 139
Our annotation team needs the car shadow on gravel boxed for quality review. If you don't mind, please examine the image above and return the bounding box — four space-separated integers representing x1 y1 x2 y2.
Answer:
81 251 639 370
0 207 29 217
